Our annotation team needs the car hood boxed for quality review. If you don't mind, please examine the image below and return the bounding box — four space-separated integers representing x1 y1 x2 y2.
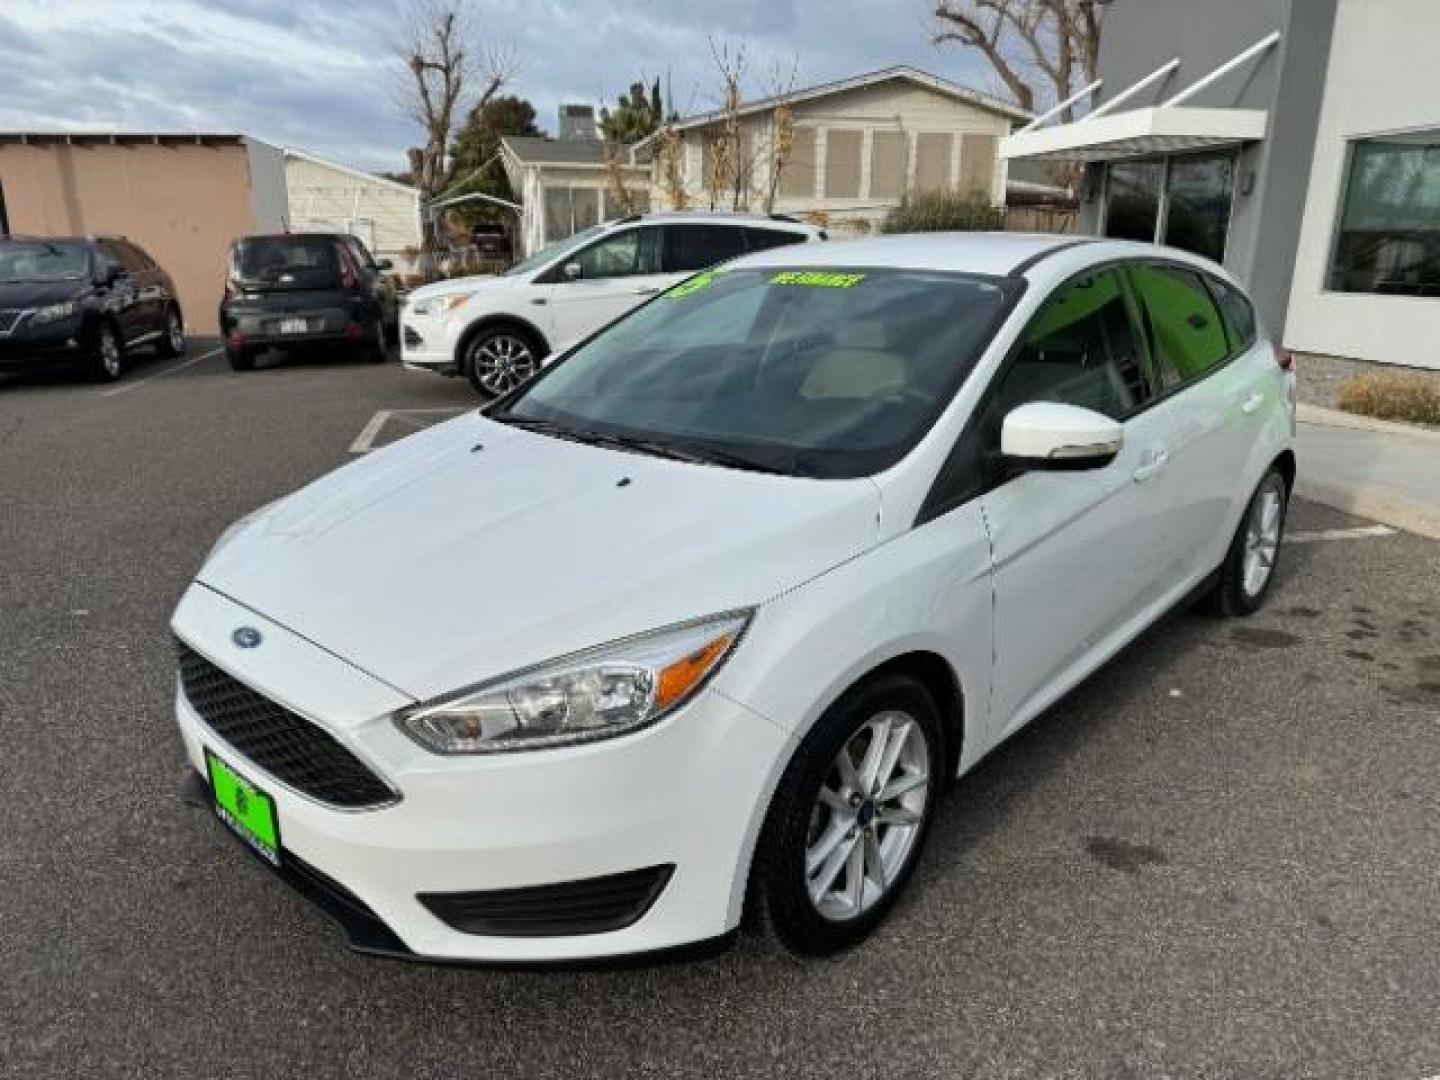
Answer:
0 280 89 309
197 414 881 701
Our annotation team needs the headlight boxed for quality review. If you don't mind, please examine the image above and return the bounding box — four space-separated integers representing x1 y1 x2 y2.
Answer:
31 301 78 325
409 292 475 317
396 611 751 754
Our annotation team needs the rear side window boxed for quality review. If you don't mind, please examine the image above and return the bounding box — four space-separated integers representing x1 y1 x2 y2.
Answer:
664 224 748 273
1207 275 1257 350
744 227 808 254
990 269 1152 421
233 236 340 287
1128 263 1229 389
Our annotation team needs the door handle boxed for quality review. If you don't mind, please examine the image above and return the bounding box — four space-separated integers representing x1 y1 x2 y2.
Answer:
1132 448 1170 483
1240 392 1264 415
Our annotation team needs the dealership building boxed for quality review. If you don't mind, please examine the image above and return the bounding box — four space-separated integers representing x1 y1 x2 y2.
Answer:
0 133 420 333
1003 0 1440 371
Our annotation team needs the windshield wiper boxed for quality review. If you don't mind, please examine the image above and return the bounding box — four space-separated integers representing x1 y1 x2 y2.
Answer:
495 416 794 475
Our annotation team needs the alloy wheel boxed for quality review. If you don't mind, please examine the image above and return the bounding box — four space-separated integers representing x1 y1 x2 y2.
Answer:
168 311 185 355
99 328 121 377
1242 478 1284 598
473 334 536 396
804 711 931 922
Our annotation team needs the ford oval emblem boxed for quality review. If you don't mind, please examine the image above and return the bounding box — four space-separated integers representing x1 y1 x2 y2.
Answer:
232 626 263 649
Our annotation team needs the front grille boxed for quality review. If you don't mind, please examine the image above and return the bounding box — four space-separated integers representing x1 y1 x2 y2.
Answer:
0 310 26 335
418 865 675 937
177 642 397 809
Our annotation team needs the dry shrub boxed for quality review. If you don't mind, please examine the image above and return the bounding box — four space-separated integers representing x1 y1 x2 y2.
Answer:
1336 372 1440 426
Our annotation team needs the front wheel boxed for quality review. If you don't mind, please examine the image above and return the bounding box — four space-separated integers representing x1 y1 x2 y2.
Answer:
465 327 541 399
90 322 124 382
748 674 944 956
1201 466 1289 616
156 306 186 358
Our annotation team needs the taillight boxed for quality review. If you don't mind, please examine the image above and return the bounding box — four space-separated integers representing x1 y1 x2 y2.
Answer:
337 243 357 289
1273 343 1294 372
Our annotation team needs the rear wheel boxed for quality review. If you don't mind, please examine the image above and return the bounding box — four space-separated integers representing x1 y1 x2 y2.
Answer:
156 305 186 358
748 674 943 956
1201 466 1289 616
465 326 542 399
363 317 388 363
90 322 124 382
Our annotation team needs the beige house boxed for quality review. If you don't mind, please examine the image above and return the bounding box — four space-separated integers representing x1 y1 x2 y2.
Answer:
500 133 651 256
283 147 422 273
636 66 1031 234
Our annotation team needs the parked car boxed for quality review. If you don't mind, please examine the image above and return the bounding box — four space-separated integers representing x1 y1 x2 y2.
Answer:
468 223 513 263
0 234 185 382
172 233 1296 963
401 212 826 397
220 233 397 371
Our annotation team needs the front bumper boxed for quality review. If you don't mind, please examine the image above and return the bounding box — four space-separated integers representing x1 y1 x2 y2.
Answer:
170 583 791 962
0 320 88 367
400 313 458 374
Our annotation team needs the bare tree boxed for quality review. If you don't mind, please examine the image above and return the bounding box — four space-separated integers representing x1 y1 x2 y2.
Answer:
655 127 690 211
395 0 517 220
933 0 1102 120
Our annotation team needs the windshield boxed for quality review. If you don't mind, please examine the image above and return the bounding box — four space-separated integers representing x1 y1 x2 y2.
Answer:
495 266 1017 478
503 226 606 277
0 241 91 284
232 236 340 288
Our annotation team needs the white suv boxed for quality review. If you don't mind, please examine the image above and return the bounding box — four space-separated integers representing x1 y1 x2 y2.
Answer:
401 212 825 397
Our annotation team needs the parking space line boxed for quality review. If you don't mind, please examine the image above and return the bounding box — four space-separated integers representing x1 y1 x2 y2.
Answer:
349 410 393 454
1284 524 1396 544
98 346 223 398
349 407 468 454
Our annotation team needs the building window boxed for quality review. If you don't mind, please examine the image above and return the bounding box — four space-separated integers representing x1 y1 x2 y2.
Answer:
1328 131 1440 296
915 133 953 192
543 187 600 243
825 130 862 199
869 131 907 200
959 134 998 199
1104 161 1164 243
1103 153 1235 263
602 188 651 221
779 128 817 199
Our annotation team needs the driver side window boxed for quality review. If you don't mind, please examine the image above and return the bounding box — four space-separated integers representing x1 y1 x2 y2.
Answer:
571 227 662 280
990 269 1153 422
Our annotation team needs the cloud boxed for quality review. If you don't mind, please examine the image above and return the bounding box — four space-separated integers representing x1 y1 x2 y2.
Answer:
0 0 997 175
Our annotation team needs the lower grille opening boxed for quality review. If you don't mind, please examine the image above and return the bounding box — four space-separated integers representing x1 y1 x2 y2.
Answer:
418 865 675 937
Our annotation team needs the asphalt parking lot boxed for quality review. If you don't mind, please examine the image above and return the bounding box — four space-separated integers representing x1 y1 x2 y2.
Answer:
2 343 1438 1080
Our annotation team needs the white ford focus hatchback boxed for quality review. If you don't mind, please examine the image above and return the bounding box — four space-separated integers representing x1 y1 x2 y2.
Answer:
172 233 1297 962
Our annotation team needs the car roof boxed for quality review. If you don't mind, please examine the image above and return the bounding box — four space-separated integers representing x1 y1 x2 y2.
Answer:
606 211 822 234
725 232 1237 286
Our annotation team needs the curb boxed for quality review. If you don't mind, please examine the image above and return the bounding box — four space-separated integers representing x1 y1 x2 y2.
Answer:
1294 476 1440 541
1296 403 1440 443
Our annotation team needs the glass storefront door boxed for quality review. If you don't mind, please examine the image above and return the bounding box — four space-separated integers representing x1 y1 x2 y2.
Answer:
1103 152 1237 263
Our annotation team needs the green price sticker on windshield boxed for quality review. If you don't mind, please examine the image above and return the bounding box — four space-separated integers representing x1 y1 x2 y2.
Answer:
771 271 866 288
666 271 719 299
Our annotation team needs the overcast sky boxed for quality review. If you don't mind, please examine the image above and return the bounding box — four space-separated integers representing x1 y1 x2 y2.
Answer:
0 0 996 175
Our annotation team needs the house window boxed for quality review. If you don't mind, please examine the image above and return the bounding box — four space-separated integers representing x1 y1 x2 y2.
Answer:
869 131 907 200
825 129 862 198
543 187 600 242
1328 130 1440 296
779 128 817 199
915 133 953 191
959 134 998 199
1103 153 1235 263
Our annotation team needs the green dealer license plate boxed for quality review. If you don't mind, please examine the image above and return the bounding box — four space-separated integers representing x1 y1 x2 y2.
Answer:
205 750 281 866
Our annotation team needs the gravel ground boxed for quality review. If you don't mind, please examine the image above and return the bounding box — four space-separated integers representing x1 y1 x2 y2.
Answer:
1295 351 1440 412
2 344 1438 1080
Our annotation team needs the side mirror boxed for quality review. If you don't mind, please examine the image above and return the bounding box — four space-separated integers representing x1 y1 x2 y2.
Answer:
376 258 394 272
100 264 127 286
1000 401 1122 470
562 261 583 282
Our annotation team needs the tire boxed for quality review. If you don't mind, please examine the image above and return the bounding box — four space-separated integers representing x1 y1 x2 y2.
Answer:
464 325 543 399
156 305 186 359
90 321 125 382
226 345 255 371
363 317 388 363
1200 466 1289 617
748 673 945 956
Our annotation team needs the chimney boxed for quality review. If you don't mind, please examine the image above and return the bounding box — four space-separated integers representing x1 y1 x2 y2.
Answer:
559 103 598 141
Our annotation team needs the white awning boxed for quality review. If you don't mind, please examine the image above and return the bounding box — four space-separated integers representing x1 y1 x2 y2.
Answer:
1001 105 1268 163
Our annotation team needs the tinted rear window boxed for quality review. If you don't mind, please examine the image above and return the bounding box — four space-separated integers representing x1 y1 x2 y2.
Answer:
233 236 340 287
